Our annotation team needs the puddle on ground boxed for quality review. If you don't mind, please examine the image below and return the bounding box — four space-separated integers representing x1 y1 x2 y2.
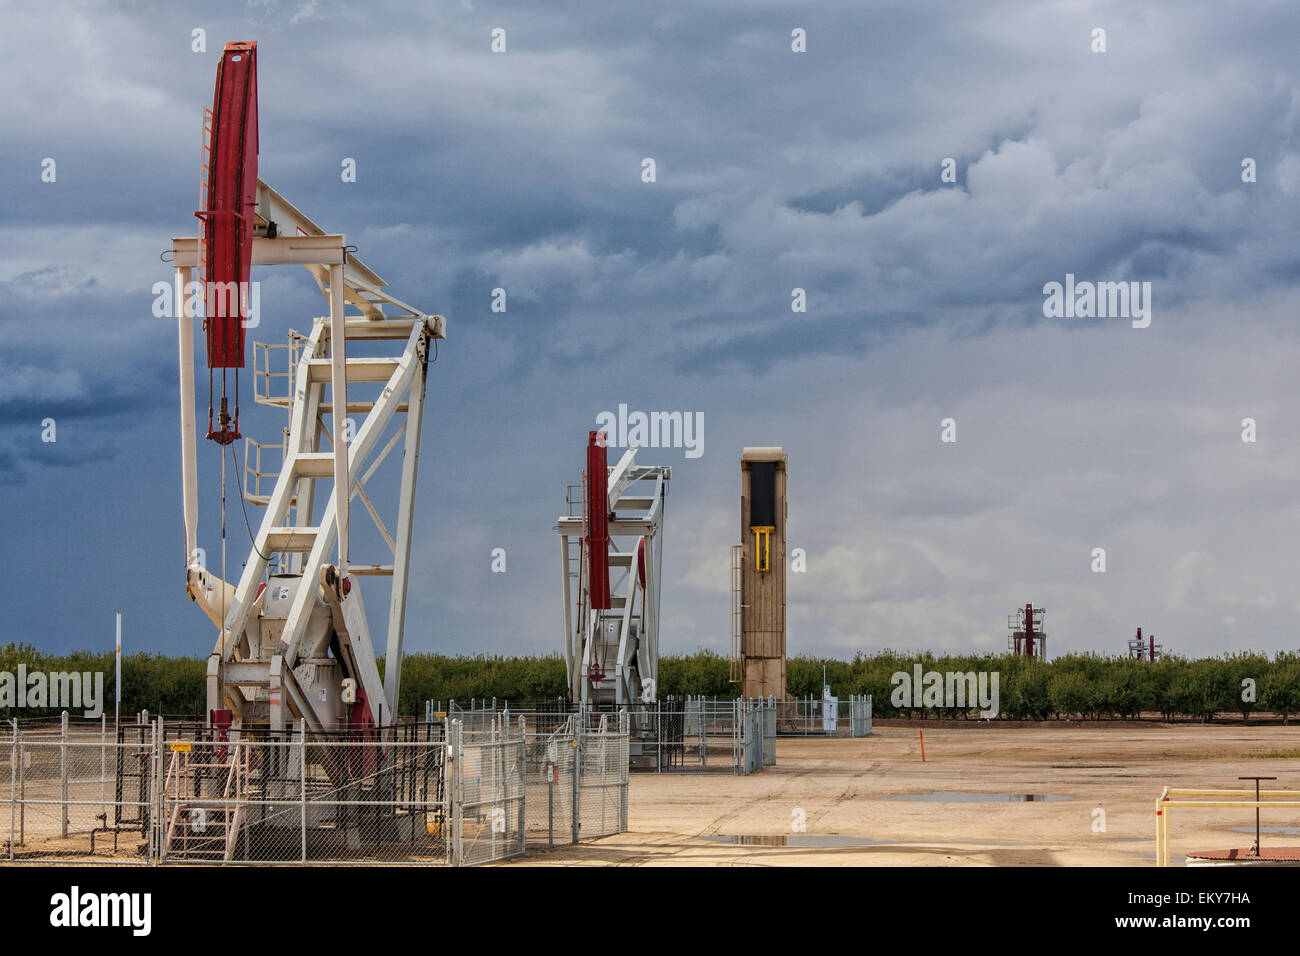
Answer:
888 791 1072 803
703 834 879 847
701 834 1028 848
1227 826 1300 836
1049 765 1123 769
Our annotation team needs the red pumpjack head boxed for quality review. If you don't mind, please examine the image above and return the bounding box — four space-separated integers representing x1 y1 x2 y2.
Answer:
199 41 258 445
585 431 611 682
585 431 612 610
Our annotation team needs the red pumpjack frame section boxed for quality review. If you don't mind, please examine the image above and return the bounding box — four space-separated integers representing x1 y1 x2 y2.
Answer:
199 41 259 444
585 431 612 611
585 431 611 682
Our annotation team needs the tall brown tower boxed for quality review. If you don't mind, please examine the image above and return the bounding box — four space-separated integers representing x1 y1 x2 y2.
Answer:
734 447 788 700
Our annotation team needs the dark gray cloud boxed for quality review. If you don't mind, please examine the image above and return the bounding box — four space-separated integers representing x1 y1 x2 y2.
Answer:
2 0 1300 666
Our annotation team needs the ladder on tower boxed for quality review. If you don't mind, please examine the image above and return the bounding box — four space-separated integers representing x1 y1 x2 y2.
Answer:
730 543 743 684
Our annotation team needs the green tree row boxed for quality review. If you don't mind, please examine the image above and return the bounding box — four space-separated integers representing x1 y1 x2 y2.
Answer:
3 643 1298 724
0 643 205 722
783 650 1300 723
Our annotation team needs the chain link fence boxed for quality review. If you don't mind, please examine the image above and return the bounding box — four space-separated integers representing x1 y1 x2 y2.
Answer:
739 701 764 774
1 712 629 867
849 695 873 737
774 694 874 736
624 697 772 773
630 698 740 772
449 718 525 866
678 695 873 737
577 714 629 838
157 734 449 865
524 718 577 848
435 698 787 775
521 713 632 848
2 716 155 863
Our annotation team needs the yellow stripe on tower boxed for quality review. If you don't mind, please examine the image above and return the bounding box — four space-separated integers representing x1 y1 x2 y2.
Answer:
752 526 774 572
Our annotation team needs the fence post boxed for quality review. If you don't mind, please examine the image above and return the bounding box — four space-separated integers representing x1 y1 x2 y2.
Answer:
159 715 167 862
656 699 662 773
516 715 525 857
59 711 69 838
100 713 107 823
16 718 24 850
620 711 629 832
696 698 702 767
764 697 774 764
453 720 464 866
571 725 580 844
150 717 161 864
298 718 307 863
445 719 454 865
734 698 740 774
547 739 555 847
744 701 750 775
147 719 155 863
743 702 754 780
9 719 16 859
448 719 457 865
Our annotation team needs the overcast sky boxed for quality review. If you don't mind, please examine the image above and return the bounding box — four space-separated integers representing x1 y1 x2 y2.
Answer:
3 0 1300 664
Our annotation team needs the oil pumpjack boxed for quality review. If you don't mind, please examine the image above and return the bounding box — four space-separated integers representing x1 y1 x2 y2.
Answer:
557 432 669 710
174 42 445 734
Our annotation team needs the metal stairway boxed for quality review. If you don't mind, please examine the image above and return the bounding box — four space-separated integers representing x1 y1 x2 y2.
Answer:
162 745 249 861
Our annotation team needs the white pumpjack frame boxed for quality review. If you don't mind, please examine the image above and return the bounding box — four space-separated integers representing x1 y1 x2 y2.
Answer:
174 179 445 732
557 449 669 708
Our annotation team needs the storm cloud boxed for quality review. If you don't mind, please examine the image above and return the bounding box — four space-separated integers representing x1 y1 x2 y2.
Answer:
3 0 1300 663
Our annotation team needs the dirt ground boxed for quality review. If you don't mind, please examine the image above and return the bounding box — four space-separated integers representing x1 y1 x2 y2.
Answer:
514 722 1300 866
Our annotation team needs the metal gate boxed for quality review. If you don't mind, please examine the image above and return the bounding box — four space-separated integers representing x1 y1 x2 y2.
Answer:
739 702 764 775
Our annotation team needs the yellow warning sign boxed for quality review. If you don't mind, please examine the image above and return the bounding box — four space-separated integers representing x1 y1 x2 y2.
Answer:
169 742 192 752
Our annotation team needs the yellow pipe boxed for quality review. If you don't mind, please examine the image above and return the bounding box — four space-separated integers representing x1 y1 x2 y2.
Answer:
1166 789 1295 797
1156 788 1169 867
1165 788 1172 868
1162 800 1300 808
1154 785 1300 866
